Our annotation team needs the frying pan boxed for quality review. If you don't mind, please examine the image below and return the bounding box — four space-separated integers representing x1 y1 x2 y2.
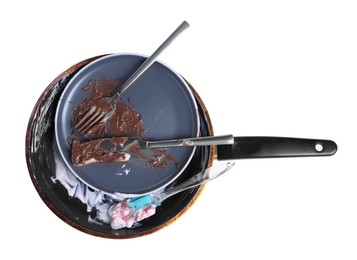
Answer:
25 55 213 238
55 53 337 197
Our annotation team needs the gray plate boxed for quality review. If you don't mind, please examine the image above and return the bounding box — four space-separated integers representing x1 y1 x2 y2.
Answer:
55 53 200 195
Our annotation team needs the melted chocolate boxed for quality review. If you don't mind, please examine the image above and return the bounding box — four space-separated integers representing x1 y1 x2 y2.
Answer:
145 149 181 170
71 137 129 166
72 77 144 137
123 141 181 170
107 102 144 136
71 77 179 169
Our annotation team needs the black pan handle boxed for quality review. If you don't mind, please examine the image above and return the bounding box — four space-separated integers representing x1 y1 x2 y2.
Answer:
216 137 337 160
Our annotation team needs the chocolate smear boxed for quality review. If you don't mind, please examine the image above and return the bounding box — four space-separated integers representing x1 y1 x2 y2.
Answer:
70 77 179 170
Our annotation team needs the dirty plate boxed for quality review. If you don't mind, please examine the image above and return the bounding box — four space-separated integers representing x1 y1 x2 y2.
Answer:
55 54 200 195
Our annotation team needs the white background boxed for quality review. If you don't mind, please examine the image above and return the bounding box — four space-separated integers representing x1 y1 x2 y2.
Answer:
1 0 357 259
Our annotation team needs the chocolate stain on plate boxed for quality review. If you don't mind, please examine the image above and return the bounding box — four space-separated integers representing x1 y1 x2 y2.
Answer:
71 77 179 170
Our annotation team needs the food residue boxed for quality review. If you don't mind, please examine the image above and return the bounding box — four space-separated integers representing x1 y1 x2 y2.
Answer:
71 137 130 166
108 199 156 229
70 77 180 170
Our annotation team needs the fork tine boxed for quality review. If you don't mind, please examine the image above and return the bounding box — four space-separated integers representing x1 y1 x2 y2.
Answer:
74 101 116 133
100 107 115 123
80 110 102 131
80 105 116 132
80 111 106 133
75 106 96 129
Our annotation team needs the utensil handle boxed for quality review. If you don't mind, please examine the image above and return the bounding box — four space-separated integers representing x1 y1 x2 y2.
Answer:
158 161 235 203
115 21 190 96
147 134 234 149
216 137 337 160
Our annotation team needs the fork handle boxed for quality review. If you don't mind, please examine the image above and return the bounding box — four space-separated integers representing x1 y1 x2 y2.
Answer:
114 21 190 97
146 135 234 149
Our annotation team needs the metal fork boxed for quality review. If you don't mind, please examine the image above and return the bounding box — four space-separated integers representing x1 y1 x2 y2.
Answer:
75 21 190 133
